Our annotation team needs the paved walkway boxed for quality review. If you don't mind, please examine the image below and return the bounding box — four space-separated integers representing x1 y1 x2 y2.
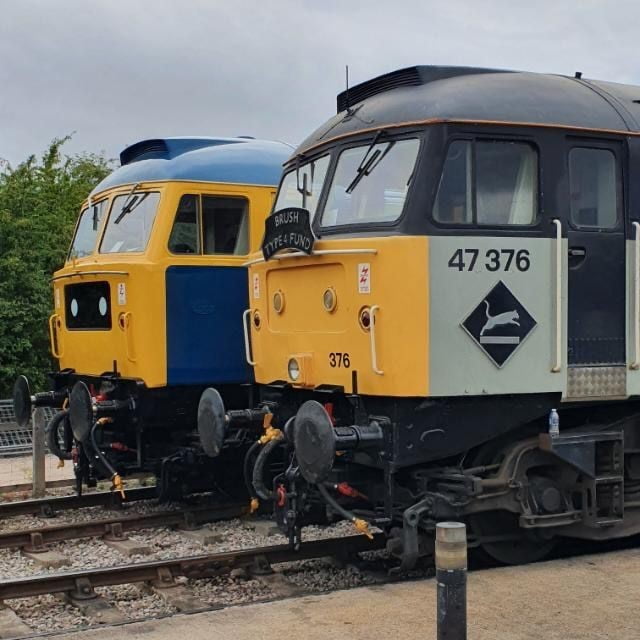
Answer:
0 454 73 489
52 546 640 639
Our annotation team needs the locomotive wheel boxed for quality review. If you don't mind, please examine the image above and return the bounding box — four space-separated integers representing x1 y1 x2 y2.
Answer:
468 436 557 565
468 511 556 565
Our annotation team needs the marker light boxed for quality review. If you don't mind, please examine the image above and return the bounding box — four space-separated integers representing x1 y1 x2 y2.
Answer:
359 307 371 331
323 287 337 312
273 290 285 314
288 358 300 381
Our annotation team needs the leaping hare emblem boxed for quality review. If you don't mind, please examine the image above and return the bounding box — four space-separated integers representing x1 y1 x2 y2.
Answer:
480 300 520 336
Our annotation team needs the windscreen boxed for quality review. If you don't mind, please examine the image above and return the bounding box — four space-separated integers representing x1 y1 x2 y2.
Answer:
320 138 419 228
100 191 160 254
273 155 330 220
68 199 108 259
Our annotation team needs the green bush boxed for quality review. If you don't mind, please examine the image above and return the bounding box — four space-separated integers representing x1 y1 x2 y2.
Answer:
0 137 112 396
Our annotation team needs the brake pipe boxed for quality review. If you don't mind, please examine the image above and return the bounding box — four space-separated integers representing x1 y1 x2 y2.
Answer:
89 418 125 498
317 483 373 539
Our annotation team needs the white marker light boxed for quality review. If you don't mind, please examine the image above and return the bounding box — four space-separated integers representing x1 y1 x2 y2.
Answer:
288 358 300 382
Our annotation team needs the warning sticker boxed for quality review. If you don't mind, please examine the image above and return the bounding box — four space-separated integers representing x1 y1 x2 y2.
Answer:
358 263 371 294
253 274 260 299
117 282 127 305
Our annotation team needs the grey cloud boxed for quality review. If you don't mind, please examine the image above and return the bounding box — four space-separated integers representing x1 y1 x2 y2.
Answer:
1 0 639 165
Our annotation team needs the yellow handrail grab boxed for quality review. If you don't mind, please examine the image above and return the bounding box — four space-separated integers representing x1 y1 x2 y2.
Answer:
48 313 63 359
119 311 137 363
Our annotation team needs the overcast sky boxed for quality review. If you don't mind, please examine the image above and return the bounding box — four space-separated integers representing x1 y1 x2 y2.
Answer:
1 0 638 165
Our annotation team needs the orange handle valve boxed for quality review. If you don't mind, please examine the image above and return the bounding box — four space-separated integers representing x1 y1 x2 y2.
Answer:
111 473 126 499
49 314 64 359
353 518 374 540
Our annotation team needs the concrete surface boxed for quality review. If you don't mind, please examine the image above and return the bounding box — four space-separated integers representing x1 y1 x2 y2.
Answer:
0 454 73 488
50 547 640 640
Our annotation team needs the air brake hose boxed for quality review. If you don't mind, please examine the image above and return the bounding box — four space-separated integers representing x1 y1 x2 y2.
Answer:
317 483 373 539
243 440 262 506
45 410 73 460
252 436 284 501
89 420 118 479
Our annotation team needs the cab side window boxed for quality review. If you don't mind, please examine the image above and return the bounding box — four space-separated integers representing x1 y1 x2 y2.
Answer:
202 196 249 255
168 195 249 255
433 139 537 226
569 148 618 229
168 195 200 254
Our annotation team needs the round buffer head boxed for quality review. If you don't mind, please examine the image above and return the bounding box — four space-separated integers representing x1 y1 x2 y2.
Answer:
197 387 226 458
12 375 32 428
293 400 336 484
69 381 93 443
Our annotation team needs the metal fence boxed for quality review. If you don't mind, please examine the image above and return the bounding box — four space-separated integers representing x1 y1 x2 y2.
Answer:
0 400 56 457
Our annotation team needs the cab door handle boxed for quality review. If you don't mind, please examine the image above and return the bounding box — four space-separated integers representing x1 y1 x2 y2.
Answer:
568 247 586 257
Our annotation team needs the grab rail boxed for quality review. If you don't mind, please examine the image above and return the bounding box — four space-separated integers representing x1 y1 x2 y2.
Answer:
48 314 63 359
632 222 640 369
51 271 129 282
551 219 562 373
242 309 256 366
119 312 136 363
369 305 384 375
243 248 378 267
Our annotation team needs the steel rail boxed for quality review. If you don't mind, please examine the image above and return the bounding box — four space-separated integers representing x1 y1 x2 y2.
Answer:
0 486 158 518
0 534 385 600
0 503 245 550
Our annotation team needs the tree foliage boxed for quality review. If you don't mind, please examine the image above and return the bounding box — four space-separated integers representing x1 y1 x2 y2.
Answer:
0 137 112 396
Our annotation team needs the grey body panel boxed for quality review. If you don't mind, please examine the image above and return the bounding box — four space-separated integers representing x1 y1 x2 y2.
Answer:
429 236 566 397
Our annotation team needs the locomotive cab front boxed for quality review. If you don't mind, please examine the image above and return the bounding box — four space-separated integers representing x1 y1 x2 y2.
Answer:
14 137 290 496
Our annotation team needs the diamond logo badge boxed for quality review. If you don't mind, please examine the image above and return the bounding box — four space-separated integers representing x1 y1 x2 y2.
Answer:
461 281 536 368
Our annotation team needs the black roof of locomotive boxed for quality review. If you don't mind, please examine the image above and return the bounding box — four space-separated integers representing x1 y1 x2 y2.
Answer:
294 66 640 157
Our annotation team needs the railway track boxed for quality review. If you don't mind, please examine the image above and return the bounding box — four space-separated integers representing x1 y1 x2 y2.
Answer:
0 533 387 638
0 486 158 518
0 534 385 601
0 502 245 551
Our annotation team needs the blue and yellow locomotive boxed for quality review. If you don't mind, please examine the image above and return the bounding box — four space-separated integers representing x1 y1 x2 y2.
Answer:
14 136 290 496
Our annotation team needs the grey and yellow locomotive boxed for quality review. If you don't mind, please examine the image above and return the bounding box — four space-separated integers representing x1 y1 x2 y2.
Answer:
199 65 640 569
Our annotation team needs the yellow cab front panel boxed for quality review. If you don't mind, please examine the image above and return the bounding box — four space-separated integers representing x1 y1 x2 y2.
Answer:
249 236 429 397
53 181 275 389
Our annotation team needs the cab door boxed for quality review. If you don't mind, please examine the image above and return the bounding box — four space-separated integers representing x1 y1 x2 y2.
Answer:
565 139 626 398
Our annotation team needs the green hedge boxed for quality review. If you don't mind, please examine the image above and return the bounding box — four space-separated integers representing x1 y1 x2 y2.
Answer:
0 137 112 396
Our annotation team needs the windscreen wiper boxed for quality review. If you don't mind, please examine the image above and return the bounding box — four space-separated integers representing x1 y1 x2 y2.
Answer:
345 132 393 194
114 184 147 225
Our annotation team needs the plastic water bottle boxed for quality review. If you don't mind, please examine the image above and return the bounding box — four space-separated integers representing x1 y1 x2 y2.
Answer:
548 408 560 438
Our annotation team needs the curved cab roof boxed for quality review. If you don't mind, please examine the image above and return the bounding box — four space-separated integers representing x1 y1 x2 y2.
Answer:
296 66 640 156
92 137 291 195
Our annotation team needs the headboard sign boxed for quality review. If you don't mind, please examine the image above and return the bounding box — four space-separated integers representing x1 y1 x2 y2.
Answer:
261 207 315 260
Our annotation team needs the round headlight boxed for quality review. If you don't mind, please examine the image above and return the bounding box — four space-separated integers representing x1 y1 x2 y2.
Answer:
253 310 261 329
288 358 300 381
323 287 337 312
273 290 285 314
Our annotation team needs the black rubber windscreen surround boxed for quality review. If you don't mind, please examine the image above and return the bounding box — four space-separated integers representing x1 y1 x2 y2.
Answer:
64 281 111 330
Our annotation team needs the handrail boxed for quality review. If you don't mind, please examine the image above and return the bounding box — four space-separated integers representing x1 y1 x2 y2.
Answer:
242 309 256 366
243 248 378 267
48 314 63 359
51 271 130 282
632 222 640 370
551 219 562 373
369 305 383 375
120 312 136 363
